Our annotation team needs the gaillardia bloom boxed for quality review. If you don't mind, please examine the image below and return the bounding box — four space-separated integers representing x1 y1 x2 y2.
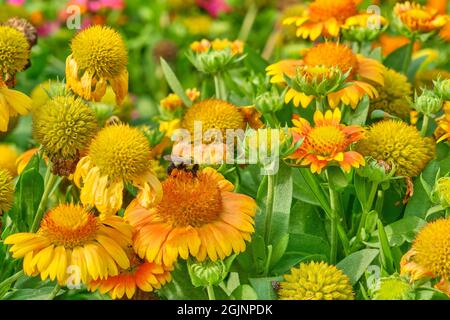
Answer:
0 168 14 214
0 79 32 132
394 1 447 33
283 0 358 40
0 144 19 177
125 168 257 266
401 217 450 296
278 261 354 300
289 108 365 174
436 106 450 142
369 68 412 119
182 99 244 138
32 95 98 170
74 124 162 215
0 25 30 79
4 204 133 285
356 120 435 177
88 251 172 299
266 43 384 108
66 26 128 105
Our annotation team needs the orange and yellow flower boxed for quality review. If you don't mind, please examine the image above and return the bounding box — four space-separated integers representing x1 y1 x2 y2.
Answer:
4 204 133 285
190 39 244 55
267 43 384 108
74 124 162 215
436 103 450 142
283 0 359 40
0 79 32 132
125 167 257 266
289 108 365 173
378 34 420 56
88 251 172 300
394 1 448 33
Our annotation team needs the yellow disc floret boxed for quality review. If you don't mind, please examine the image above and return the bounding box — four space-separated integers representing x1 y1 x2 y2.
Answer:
0 25 29 77
88 125 151 181
32 95 99 160
71 25 128 79
0 168 14 214
279 261 354 300
182 99 245 139
356 120 435 177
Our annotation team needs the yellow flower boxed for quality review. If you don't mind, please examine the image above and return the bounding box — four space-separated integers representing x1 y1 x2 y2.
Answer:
278 261 354 300
0 25 30 79
4 204 133 285
356 120 435 177
32 95 98 161
74 124 162 215
181 99 245 141
66 26 128 105
369 68 412 119
0 168 14 215
125 168 257 266
394 1 448 33
0 143 19 177
437 105 450 142
190 39 244 55
289 108 365 173
401 217 450 296
16 148 40 175
160 88 200 111
283 0 359 41
159 118 181 138
30 81 65 110
0 80 32 132
88 250 172 300
267 43 384 109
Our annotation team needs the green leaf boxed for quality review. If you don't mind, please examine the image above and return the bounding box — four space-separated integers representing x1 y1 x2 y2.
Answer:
158 262 207 300
271 254 326 275
380 216 426 246
268 163 293 245
336 249 379 285
286 233 330 258
289 202 327 238
346 95 370 126
354 173 369 212
231 284 258 300
292 169 320 206
407 55 428 82
377 219 395 274
269 234 289 269
248 277 282 300
10 154 44 231
160 57 192 107
383 43 409 72
327 166 349 189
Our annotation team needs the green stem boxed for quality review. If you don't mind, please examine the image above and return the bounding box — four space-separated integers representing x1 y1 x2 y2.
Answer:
213 73 226 100
264 174 275 246
206 285 216 300
402 35 415 75
238 2 258 42
263 112 279 128
326 169 340 264
47 284 60 300
420 114 430 136
355 182 379 244
30 170 58 233
0 270 23 293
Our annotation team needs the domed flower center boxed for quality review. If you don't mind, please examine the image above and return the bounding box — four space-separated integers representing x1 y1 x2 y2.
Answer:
406 9 432 20
307 125 346 156
0 25 30 75
414 218 450 279
308 0 358 23
88 125 151 181
182 99 245 142
40 205 99 248
304 43 359 79
156 170 223 227
71 25 128 78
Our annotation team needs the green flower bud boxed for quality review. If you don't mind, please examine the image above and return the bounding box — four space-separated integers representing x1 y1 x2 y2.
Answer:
431 177 450 208
255 91 283 114
434 78 450 100
188 259 228 287
372 276 415 300
356 157 395 183
414 90 443 115
187 48 246 74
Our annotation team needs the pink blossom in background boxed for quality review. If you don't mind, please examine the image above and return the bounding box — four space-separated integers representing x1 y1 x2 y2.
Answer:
196 0 231 18
6 0 25 5
36 21 60 37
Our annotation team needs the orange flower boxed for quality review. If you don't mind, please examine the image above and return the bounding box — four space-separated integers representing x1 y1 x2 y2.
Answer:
378 34 420 56
440 20 450 41
125 167 257 266
267 43 384 109
436 102 450 142
394 1 448 33
289 108 365 173
283 0 359 40
88 252 172 300
427 0 448 14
